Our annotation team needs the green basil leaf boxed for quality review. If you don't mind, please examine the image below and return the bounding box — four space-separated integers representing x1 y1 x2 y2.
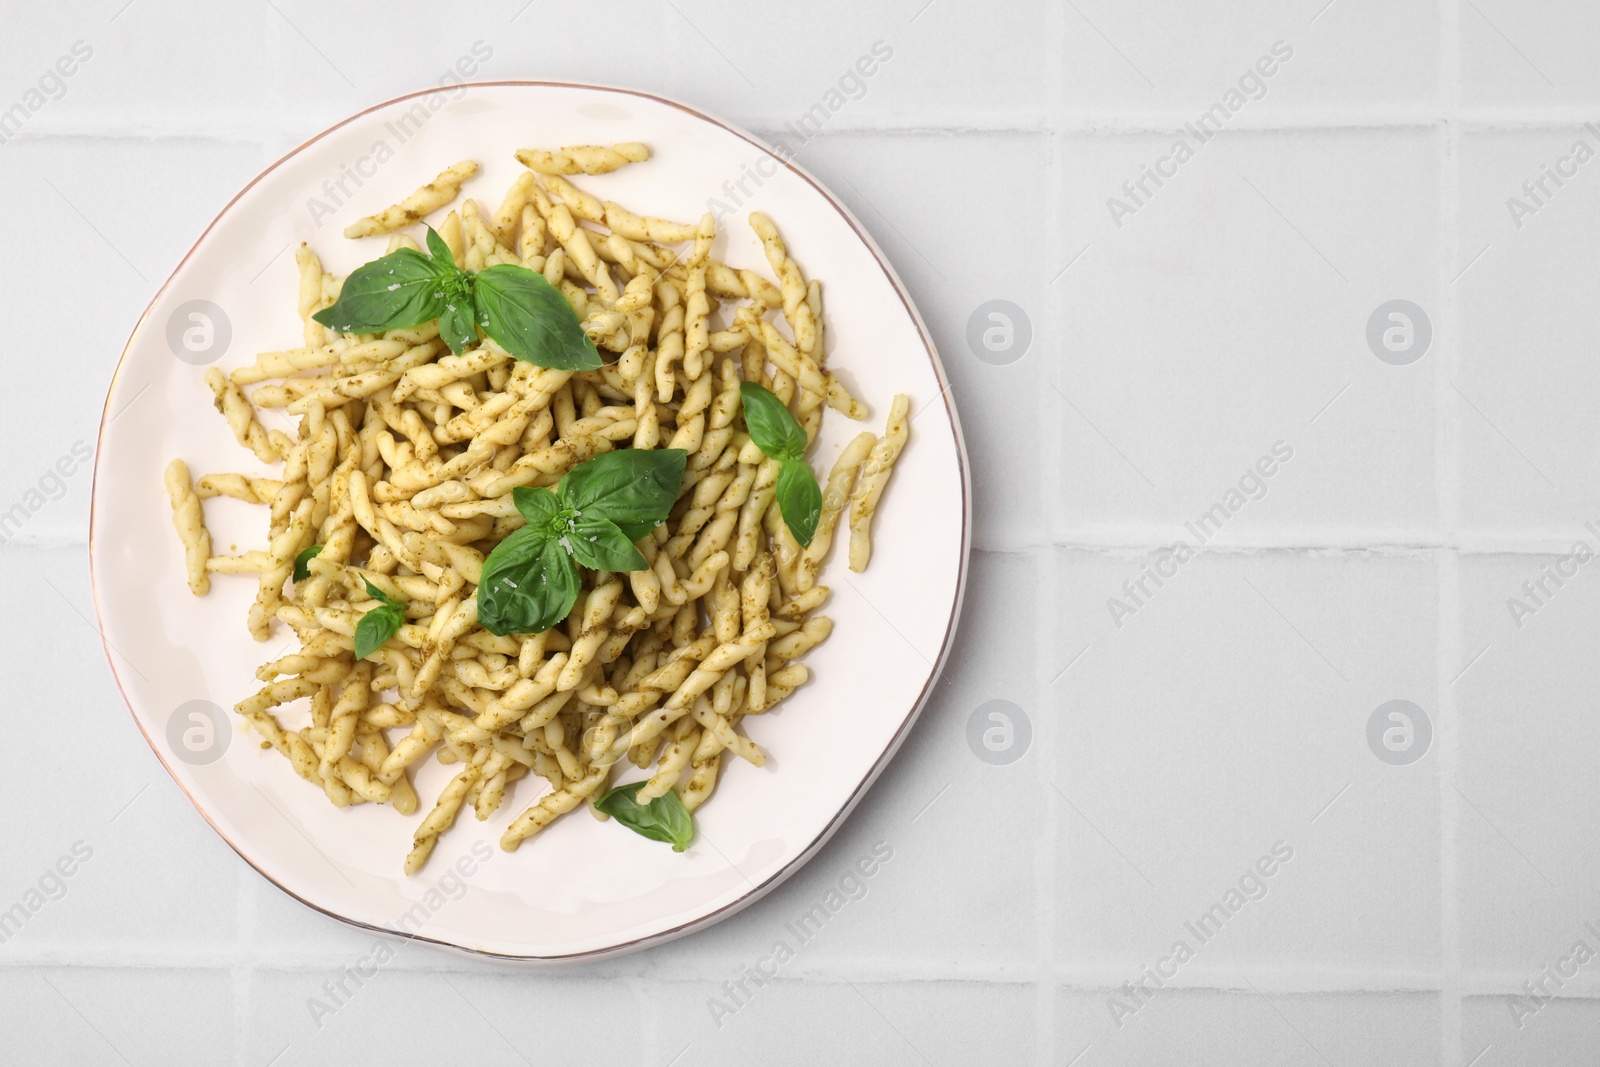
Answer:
775 457 822 548
476 527 582 636
311 247 450 335
362 577 404 610
613 520 658 542
424 225 456 268
473 263 602 371
739 381 807 460
566 514 649 572
594 781 694 852
353 604 404 660
512 485 560 528
292 545 323 582
557 449 687 527
438 297 478 355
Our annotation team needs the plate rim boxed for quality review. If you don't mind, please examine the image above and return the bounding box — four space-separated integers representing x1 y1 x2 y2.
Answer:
88 78 972 964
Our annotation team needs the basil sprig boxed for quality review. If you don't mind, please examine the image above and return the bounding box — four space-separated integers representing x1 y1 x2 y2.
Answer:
312 226 601 371
353 578 406 660
739 382 821 547
595 781 694 851
292 544 323 582
477 448 688 636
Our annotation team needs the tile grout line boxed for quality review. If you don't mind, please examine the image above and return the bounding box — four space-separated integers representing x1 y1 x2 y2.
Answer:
2 953 1592 993
1438 0 1465 1059
1438 491 1466 1057
638 972 658 1067
232 866 258 1067
1036 507 1060 1066
1037 10 1067 1057
0 950 1562 990
26 108 1600 145
1040 543 1065 1067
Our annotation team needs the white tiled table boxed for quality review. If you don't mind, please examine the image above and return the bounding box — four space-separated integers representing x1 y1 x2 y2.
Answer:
2 1 1594 1063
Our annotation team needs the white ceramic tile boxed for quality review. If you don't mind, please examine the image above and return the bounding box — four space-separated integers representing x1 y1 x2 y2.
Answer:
1459 1 1594 108
244 878 387 962
0 546 241 953
0 966 235 1066
1056 0 1439 115
1463 994 1600 1067
655 978 1034 1067
1053 549 1441 974
2 3 275 132
790 132 1051 550
1457 554 1600 979
245 967 640 1067
1056 988 1440 1066
660 0 1053 130
245 864 649 977
258 2 671 143
0 137 264 544
1052 128 1440 542
1456 128 1600 534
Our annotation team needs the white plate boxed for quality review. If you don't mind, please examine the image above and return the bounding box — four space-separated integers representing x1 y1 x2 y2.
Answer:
89 82 968 962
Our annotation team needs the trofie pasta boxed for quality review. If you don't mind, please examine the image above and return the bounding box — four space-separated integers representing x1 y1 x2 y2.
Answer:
163 145 910 873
